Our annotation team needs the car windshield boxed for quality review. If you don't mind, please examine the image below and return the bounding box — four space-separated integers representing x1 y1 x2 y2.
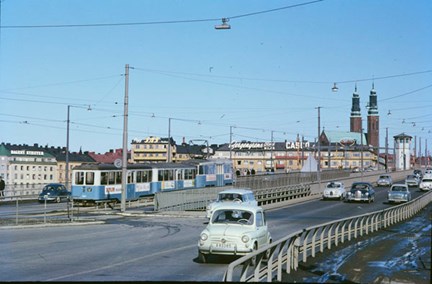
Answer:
211 209 254 225
218 193 244 202
379 176 390 179
351 184 369 191
42 185 61 192
406 176 416 180
391 186 407 192
326 182 340 188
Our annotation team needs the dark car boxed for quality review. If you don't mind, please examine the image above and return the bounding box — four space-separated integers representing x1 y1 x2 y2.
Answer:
413 169 423 179
38 183 71 203
346 182 375 203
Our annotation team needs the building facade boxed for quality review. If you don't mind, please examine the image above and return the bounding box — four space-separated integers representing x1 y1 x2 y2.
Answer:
0 143 57 186
0 143 95 188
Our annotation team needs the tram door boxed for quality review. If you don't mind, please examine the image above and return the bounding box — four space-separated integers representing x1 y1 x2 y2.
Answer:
216 163 224 186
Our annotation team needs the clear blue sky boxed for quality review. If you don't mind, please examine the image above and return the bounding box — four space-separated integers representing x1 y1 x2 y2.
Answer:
1 0 431 155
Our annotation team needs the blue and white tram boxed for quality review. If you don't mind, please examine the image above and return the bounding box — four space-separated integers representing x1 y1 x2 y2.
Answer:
71 162 197 202
184 159 234 187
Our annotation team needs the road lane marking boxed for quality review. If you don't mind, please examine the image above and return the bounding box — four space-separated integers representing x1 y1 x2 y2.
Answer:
45 243 197 281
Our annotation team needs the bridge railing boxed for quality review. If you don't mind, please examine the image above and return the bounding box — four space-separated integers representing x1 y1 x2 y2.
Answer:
223 190 432 282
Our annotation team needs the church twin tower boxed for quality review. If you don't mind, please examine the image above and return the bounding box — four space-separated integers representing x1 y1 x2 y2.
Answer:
350 84 379 153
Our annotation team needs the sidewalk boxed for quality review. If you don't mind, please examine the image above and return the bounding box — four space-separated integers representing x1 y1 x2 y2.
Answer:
283 203 431 283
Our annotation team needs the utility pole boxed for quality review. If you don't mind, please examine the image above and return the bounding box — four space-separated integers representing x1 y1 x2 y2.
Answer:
385 127 388 172
65 105 70 189
168 118 172 163
316 107 321 185
229 126 233 161
121 64 129 213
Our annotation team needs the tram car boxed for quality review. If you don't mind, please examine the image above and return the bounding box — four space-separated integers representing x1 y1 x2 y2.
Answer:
183 159 233 187
71 159 233 203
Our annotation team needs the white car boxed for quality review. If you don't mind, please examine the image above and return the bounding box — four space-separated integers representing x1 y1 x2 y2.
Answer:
388 183 411 203
322 181 346 200
198 204 272 264
206 188 257 218
419 174 432 191
376 175 393 187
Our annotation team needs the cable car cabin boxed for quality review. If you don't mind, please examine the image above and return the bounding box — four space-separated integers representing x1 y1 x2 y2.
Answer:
71 163 197 202
183 159 233 187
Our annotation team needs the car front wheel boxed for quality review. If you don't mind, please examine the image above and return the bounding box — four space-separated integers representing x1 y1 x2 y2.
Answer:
198 251 207 263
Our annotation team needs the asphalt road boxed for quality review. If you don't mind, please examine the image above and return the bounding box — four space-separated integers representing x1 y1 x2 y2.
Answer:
0 185 429 282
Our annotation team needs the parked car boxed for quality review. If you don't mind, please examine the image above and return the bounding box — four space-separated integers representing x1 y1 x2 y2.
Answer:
376 175 393 187
419 174 432 191
405 175 420 187
388 183 411 203
425 168 432 175
38 183 71 203
322 181 346 200
206 188 257 218
198 204 272 264
346 182 375 203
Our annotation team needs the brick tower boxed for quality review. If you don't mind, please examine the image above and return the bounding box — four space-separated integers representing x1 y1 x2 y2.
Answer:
367 83 379 153
350 85 362 133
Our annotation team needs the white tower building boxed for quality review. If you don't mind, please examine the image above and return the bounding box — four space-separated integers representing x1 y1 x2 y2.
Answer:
394 133 412 170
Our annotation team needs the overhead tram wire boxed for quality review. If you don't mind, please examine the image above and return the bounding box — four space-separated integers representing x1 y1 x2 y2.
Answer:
0 0 325 29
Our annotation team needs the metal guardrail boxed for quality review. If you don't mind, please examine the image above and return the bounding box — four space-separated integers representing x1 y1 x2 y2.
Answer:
154 184 311 211
223 190 432 282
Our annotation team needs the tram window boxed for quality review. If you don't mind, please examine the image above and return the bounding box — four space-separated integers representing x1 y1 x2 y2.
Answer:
108 172 115 184
177 170 183 180
127 172 132 183
158 171 164 181
184 169 196 179
163 170 174 181
208 165 216 174
137 170 151 183
75 172 85 185
199 166 205 175
101 172 108 185
86 172 95 185
116 172 122 184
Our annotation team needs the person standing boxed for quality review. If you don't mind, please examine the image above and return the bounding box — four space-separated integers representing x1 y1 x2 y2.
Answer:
0 176 5 198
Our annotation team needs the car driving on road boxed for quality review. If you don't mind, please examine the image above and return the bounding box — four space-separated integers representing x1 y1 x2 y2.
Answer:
388 183 411 203
206 188 257 218
38 183 71 203
405 175 420 187
419 174 432 191
198 204 272 265
346 182 375 203
322 181 346 200
376 174 393 187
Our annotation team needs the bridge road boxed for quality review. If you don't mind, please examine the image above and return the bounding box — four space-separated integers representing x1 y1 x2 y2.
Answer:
0 186 428 282
282 202 431 283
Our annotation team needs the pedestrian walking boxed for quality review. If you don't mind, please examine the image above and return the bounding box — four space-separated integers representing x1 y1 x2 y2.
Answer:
0 176 5 197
